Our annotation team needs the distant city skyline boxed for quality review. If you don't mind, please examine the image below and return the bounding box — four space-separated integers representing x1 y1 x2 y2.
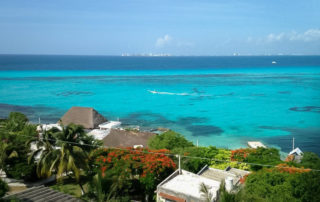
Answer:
0 0 319 56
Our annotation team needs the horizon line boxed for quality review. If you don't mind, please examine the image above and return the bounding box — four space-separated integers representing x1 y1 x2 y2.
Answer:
1 53 320 57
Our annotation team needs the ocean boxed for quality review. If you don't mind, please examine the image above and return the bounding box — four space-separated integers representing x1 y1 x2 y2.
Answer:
0 55 320 154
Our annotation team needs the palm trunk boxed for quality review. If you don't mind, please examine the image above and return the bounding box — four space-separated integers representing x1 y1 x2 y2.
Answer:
79 183 85 195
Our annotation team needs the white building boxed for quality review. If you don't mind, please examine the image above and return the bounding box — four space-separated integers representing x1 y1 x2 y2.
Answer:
88 121 121 140
157 170 221 202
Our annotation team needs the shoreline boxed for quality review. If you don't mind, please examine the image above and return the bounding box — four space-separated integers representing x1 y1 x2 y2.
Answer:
0 102 316 156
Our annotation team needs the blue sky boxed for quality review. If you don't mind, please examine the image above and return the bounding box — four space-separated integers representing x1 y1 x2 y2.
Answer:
0 0 319 55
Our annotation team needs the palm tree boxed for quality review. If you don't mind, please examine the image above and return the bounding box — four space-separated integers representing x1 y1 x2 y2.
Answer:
28 123 100 194
199 182 213 202
27 127 57 178
0 141 18 177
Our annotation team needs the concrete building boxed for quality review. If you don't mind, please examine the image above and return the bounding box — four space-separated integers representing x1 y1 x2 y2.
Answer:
197 165 250 191
156 169 221 202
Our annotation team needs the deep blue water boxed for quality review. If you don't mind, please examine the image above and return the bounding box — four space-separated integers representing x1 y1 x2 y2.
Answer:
1 55 320 70
0 55 320 154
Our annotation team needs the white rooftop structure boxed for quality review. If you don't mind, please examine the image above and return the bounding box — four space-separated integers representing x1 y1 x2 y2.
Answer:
98 121 121 130
88 129 111 140
289 147 303 156
157 169 220 202
248 141 266 149
198 166 250 188
36 124 62 132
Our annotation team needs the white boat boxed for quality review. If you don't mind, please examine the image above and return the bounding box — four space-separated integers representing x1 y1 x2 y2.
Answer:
272 61 277 64
148 90 158 94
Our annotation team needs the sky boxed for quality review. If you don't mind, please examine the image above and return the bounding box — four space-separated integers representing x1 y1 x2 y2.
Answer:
0 0 319 56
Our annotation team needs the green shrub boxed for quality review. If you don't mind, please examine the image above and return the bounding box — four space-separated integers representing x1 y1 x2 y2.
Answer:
0 178 9 197
299 152 320 169
148 130 194 150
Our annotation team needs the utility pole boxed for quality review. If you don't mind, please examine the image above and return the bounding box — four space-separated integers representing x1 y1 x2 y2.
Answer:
176 155 181 174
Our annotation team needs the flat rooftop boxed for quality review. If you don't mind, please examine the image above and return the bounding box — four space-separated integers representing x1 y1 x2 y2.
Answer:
159 170 220 200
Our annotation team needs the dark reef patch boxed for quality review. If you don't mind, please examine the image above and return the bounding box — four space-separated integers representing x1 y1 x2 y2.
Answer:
278 91 291 94
229 126 240 131
186 125 223 137
221 92 234 96
0 103 61 123
120 111 174 127
259 125 320 155
55 91 94 97
192 88 205 94
289 106 320 113
176 117 208 126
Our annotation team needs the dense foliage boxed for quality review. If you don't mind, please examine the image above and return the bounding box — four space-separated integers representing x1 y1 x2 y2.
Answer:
172 146 218 173
0 177 9 197
148 130 194 150
299 152 320 169
231 147 281 170
0 112 38 181
234 170 320 202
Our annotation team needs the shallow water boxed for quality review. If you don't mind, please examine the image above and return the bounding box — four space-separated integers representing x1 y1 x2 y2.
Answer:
1 55 320 154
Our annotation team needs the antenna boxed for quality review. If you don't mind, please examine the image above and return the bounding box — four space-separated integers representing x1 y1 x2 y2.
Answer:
292 137 295 151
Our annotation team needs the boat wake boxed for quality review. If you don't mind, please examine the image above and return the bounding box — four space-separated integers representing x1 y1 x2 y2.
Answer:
147 90 211 97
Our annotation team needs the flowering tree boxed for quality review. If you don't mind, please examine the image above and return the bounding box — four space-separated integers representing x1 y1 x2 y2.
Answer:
231 147 281 171
91 147 176 200
275 164 310 174
231 148 254 162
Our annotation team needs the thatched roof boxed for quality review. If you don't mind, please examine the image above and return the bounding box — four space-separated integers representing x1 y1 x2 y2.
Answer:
59 107 107 129
102 129 156 148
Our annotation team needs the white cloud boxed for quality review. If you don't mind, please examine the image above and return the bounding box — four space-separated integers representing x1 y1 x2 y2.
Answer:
266 29 320 43
289 29 320 41
266 33 285 42
155 34 172 48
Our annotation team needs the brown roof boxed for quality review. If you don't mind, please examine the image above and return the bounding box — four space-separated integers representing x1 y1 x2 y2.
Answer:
59 107 107 129
102 129 156 148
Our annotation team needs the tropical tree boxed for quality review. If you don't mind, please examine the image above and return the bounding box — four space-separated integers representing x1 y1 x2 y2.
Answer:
0 112 37 181
148 130 194 150
0 141 18 176
29 123 100 194
92 147 176 201
199 183 213 202
4 112 28 133
27 128 57 178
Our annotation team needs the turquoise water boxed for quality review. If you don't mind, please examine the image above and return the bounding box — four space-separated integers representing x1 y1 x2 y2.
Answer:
0 55 320 154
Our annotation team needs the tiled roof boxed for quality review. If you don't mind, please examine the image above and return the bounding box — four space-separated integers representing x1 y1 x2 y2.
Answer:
3 185 81 202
